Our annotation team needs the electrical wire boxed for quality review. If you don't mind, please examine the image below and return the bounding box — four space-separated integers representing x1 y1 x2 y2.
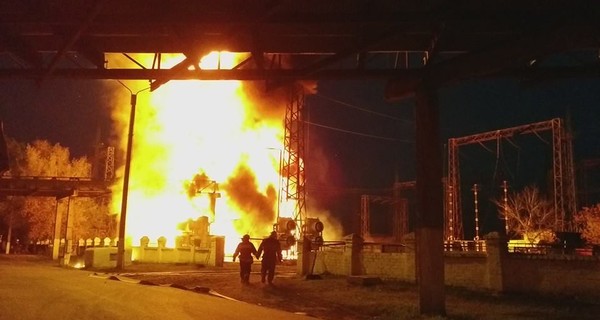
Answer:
477 141 495 154
313 93 412 123
304 119 412 143
492 136 501 183
306 93 413 142
501 137 519 182
532 130 550 145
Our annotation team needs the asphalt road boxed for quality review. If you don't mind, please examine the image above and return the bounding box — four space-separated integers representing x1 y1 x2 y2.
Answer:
0 255 313 320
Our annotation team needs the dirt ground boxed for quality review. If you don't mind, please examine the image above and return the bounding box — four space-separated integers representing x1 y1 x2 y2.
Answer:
95 260 600 320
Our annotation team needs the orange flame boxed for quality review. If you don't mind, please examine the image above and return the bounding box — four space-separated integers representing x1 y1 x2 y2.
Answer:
109 52 292 254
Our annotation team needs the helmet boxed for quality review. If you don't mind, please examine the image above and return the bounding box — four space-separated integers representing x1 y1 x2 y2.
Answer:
242 234 250 240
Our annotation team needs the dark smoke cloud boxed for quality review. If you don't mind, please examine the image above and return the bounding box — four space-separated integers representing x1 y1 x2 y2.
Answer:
223 164 277 229
239 52 318 126
241 80 317 122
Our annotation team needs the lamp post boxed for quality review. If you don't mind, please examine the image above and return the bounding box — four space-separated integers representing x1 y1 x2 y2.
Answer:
116 83 149 270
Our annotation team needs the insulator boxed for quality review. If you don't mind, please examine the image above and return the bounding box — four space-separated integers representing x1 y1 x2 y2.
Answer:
278 234 296 249
277 217 296 232
305 218 324 233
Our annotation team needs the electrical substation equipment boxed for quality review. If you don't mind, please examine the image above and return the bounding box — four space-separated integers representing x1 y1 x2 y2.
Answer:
303 217 324 247
275 217 297 250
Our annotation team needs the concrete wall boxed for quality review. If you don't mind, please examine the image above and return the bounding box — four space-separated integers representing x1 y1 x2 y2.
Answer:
444 252 488 289
84 247 132 269
503 254 600 298
298 232 600 299
131 235 225 267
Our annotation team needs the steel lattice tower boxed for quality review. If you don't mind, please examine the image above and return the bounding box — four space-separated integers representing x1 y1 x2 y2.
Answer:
282 84 307 233
446 139 463 240
104 146 115 181
445 118 577 240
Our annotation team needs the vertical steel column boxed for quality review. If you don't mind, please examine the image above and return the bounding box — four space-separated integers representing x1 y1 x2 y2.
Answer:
282 85 306 234
563 124 577 231
551 118 577 232
551 118 565 231
360 195 370 238
104 146 115 181
393 184 408 241
446 138 461 240
393 199 409 242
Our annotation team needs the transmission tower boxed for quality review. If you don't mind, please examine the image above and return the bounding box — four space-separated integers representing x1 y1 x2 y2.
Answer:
445 118 577 240
282 84 307 234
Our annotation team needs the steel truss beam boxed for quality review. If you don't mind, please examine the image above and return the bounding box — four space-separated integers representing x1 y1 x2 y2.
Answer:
0 1 598 89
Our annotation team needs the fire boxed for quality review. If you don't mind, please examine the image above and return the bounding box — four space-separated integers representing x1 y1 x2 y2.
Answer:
109 52 291 255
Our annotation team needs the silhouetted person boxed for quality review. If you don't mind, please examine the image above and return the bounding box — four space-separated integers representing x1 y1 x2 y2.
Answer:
232 234 258 284
257 231 282 285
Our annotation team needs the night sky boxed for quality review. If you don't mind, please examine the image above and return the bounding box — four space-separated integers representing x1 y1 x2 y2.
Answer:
0 79 115 158
1 57 599 238
306 75 600 237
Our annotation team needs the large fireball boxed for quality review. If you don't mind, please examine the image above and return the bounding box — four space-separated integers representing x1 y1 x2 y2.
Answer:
109 52 290 254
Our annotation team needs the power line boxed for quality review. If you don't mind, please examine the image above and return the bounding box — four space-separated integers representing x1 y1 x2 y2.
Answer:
313 93 412 124
304 120 413 143
307 185 394 195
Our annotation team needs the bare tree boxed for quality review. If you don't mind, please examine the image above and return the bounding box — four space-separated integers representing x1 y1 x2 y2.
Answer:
494 185 556 243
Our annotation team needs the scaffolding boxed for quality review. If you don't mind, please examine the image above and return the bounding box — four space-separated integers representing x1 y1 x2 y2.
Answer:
445 118 577 240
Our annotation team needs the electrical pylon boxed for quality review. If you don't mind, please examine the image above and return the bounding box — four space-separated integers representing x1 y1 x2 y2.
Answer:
281 84 307 234
445 118 577 240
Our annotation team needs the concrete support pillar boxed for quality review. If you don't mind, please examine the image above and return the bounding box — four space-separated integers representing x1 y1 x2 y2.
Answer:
63 197 73 266
414 82 446 316
484 232 508 291
343 233 363 276
52 200 64 260
210 236 225 267
298 237 312 276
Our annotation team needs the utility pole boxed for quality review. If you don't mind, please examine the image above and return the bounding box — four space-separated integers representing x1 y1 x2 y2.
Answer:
414 82 446 316
116 93 137 270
